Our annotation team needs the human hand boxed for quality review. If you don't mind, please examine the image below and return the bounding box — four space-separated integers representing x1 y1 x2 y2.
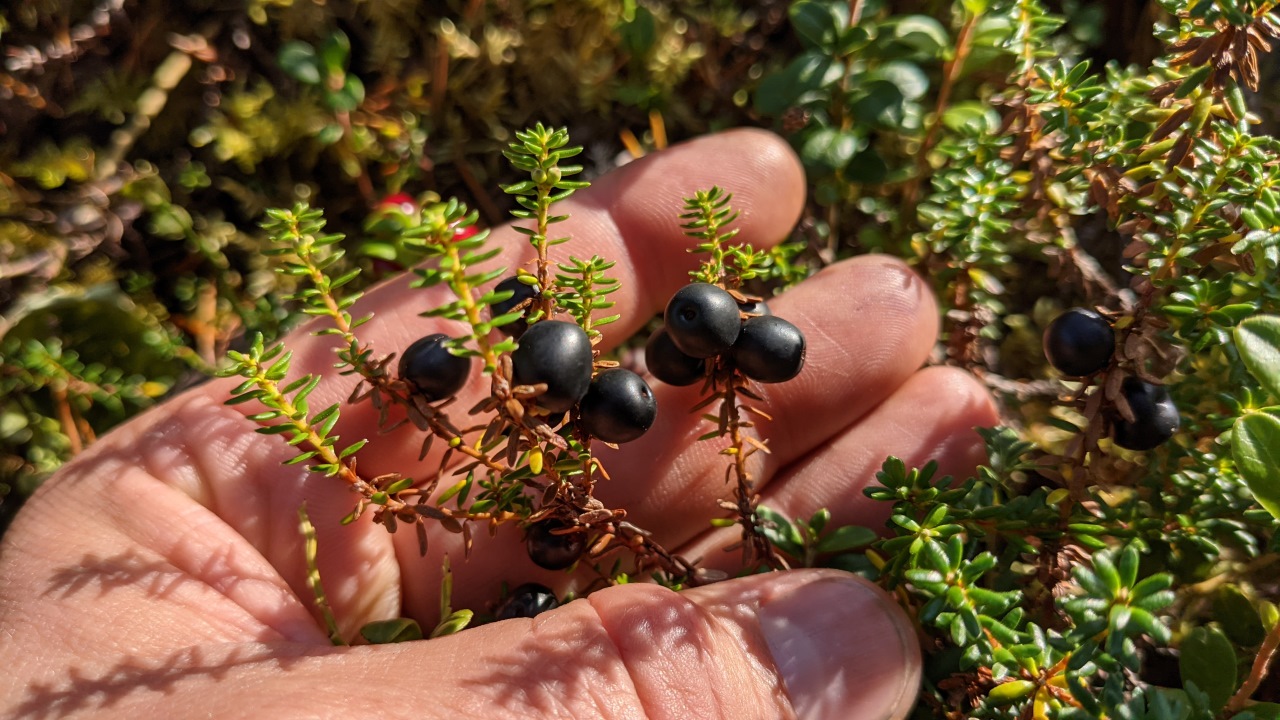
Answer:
0 129 998 719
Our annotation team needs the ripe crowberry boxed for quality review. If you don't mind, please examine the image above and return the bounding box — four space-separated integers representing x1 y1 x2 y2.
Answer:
578 368 657 443
526 520 586 570
490 276 539 337
730 315 806 383
1043 308 1114 377
644 326 705 386
495 583 560 620
738 298 771 317
398 333 472 401
665 283 741 358
511 320 594 413
1113 376 1180 451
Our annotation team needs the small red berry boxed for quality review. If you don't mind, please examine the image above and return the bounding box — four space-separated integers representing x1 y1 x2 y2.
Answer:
377 192 417 215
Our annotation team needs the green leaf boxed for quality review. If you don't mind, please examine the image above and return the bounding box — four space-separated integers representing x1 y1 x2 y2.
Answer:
754 51 838 116
1244 703 1280 720
789 0 848 51
1215 585 1266 647
320 30 351 74
617 5 655 55
800 126 862 173
279 42 321 85
988 680 1036 704
871 61 929 101
1233 412 1280 521
1179 626 1237 713
885 15 949 58
359 618 424 644
430 609 474 639
942 102 1000 134
1236 316 1280 400
848 80 908 127
816 525 878 554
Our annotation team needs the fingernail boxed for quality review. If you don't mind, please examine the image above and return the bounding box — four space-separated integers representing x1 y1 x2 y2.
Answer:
758 577 919 720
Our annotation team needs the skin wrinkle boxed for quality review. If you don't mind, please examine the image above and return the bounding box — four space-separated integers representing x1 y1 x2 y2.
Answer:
586 589 660 720
501 600 645 720
587 584 786 720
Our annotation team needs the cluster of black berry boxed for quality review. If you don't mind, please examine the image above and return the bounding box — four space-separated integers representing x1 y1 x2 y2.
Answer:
1043 308 1180 451
645 282 806 387
398 275 658 445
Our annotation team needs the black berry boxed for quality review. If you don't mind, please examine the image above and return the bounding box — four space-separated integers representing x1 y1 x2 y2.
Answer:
730 315 806 383
665 283 741 358
511 320 594 413
490 276 539 338
1043 308 1114 377
738 298 771 317
1113 376 1180 451
579 369 657 443
495 583 559 620
526 520 586 570
398 333 472 401
644 326 705 386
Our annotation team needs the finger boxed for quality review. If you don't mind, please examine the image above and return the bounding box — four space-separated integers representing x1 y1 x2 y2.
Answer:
681 366 999 570
388 254 940 619
595 255 940 547
198 128 805 482
11 571 920 720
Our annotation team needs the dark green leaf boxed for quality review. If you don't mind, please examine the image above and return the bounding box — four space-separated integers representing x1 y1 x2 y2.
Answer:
1236 316 1280 400
359 618 424 644
1179 626 1237 712
1233 412 1280 521
279 42 321 85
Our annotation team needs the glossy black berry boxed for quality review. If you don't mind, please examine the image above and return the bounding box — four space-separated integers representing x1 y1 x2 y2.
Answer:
495 583 560 620
1112 376 1180 451
644 326 705 386
738 298 771 317
579 369 657 443
730 315 806 383
511 320 594 413
1043 308 1114 377
490 276 539 338
665 283 741 358
398 333 472 401
526 520 586 570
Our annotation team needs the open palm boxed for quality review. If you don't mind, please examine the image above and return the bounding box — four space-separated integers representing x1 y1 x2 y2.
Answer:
0 130 998 720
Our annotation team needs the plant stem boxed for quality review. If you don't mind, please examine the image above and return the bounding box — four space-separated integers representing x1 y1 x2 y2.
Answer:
1227 617 1280 712
443 242 501 373
905 9 980 209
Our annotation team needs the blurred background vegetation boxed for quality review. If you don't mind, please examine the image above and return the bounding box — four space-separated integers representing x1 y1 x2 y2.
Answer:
1 0 1161 532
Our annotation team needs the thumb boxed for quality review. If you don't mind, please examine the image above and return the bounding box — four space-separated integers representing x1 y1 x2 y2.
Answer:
400 568 917 719
107 570 920 718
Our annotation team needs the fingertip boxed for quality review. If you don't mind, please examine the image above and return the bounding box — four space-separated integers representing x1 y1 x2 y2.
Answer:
910 365 1001 477
597 127 806 255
